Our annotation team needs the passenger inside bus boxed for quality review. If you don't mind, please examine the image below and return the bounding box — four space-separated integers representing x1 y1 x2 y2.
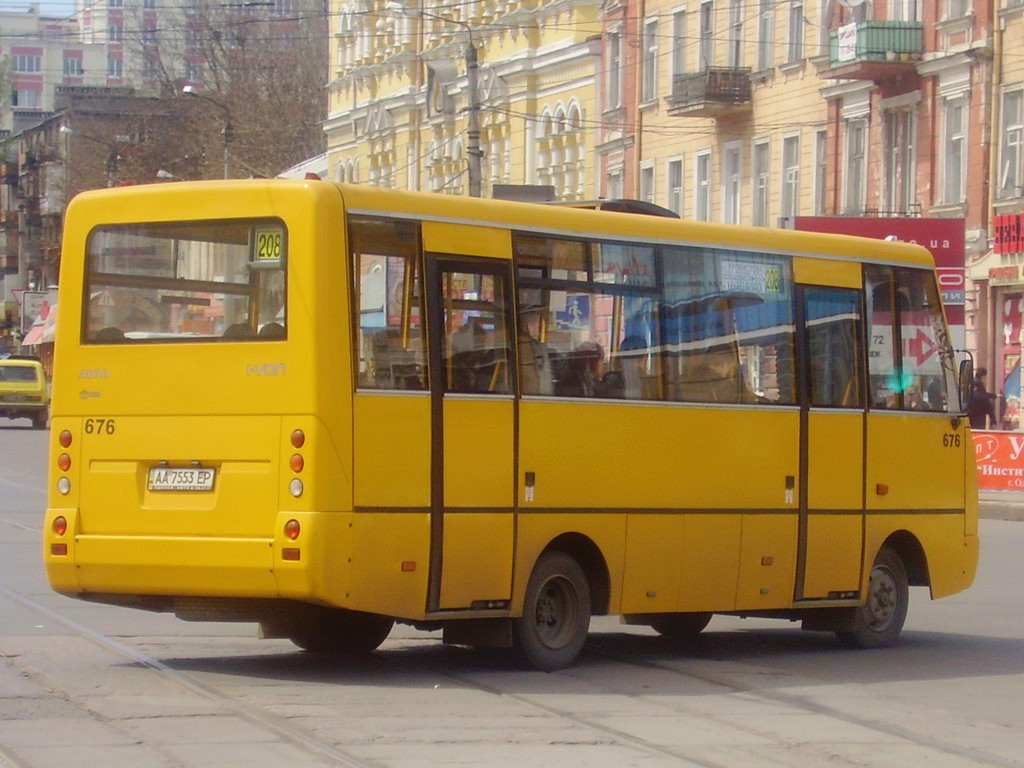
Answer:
555 341 624 398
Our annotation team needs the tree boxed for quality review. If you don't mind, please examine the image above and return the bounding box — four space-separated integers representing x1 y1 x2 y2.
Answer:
125 0 327 178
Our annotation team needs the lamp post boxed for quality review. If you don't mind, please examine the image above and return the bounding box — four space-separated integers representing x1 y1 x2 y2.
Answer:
182 85 233 179
59 125 120 187
387 3 482 197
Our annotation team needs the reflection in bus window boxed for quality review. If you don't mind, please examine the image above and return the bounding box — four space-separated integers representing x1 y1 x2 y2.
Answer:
84 219 286 343
866 265 957 411
806 288 863 408
439 268 511 395
513 234 795 405
350 217 427 390
662 248 795 405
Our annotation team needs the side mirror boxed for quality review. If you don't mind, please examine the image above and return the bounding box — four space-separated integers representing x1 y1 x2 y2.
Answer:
958 358 974 414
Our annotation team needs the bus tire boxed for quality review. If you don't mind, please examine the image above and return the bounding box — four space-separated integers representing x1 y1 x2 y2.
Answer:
837 546 908 649
651 612 712 640
513 551 591 671
290 608 394 655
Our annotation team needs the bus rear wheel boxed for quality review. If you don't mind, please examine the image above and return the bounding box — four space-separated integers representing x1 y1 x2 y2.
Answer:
513 551 591 671
837 546 908 649
289 608 394 655
650 612 712 640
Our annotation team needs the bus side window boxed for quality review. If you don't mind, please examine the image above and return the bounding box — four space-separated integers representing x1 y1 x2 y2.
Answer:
350 217 428 391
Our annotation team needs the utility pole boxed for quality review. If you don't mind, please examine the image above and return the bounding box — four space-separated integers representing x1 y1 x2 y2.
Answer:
465 39 482 198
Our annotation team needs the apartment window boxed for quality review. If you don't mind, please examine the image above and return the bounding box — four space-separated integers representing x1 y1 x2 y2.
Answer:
946 0 969 18
787 1 804 62
107 56 123 77
884 109 916 213
13 55 42 73
672 11 687 77
108 23 123 42
695 150 712 221
757 0 774 71
185 61 202 81
699 1 714 71
753 141 770 226
999 90 1024 200
844 119 867 214
640 162 655 204
814 129 828 215
63 57 84 76
607 31 623 109
143 28 158 45
891 0 920 21
108 0 123 6
728 0 743 68
608 168 624 199
642 18 659 103
11 89 41 108
943 96 967 205
668 158 683 215
144 0 155 6
723 143 741 224
781 135 800 219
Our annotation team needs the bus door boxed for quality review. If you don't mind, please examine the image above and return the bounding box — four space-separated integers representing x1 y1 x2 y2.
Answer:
794 276 866 602
424 231 516 612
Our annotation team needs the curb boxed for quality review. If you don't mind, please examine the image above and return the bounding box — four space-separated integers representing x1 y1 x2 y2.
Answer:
979 500 1024 522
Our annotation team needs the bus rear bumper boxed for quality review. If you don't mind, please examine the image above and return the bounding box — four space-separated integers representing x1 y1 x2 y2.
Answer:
42 508 352 606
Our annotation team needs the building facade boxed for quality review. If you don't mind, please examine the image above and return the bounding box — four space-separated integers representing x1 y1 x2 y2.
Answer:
326 0 602 197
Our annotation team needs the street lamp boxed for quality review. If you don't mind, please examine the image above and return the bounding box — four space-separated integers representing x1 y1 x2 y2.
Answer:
386 2 482 197
182 85 233 179
59 125 120 187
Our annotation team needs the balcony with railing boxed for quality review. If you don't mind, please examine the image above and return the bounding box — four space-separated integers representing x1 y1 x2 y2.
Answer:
825 21 923 80
667 67 752 118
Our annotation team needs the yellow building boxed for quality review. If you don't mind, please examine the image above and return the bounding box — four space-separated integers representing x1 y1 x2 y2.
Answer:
326 0 603 197
630 0 829 224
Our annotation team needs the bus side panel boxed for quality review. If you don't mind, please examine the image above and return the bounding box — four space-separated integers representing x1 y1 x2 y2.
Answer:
353 394 431 508
866 413 965 512
865 412 975 598
348 511 433 619
517 402 799 615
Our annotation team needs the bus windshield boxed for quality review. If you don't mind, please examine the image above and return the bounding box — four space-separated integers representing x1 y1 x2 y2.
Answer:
83 218 287 343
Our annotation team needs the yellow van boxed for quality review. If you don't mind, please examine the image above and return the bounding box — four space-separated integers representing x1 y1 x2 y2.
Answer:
0 355 49 429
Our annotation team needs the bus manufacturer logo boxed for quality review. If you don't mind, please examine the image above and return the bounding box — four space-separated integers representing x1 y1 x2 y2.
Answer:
247 363 287 376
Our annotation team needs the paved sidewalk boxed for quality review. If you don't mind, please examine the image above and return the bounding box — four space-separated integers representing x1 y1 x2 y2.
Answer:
979 491 1024 521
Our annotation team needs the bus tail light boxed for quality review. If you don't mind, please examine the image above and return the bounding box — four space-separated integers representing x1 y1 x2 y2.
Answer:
289 479 303 497
284 519 301 540
57 477 71 495
57 454 71 472
52 516 68 536
290 429 305 448
59 430 73 448
51 543 68 556
289 454 304 473
282 548 300 561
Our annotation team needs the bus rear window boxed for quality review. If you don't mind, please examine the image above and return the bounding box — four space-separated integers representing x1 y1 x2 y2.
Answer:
83 219 287 343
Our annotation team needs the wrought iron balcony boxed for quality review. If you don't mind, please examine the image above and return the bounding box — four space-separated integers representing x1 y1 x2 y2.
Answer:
667 67 752 118
825 21 923 80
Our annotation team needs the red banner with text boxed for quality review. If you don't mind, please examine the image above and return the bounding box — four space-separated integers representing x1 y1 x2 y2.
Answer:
974 431 1024 491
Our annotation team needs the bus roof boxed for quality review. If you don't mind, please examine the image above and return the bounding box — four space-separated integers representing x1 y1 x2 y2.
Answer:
66 179 937 269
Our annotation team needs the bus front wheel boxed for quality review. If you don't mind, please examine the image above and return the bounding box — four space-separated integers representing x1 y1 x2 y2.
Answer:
289 608 394 655
513 551 591 671
837 546 908 649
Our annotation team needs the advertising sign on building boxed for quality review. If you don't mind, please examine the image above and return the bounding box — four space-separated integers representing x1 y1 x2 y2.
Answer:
974 431 1024 491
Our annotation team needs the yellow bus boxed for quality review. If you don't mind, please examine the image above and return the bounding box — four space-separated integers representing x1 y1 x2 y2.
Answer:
44 180 979 670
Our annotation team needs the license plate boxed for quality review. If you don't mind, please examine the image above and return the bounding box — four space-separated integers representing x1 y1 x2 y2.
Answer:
147 467 216 492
